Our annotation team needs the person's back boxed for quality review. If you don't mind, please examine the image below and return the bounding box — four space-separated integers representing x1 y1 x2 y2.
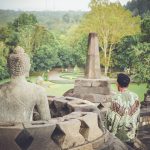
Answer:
0 46 50 123
106 73 140 144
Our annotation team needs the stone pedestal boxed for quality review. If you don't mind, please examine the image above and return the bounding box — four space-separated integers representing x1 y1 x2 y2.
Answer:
73 79 112 104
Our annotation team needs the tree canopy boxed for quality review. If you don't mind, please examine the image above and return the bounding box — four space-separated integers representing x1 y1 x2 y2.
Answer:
76 0 141 75
126 0 150 16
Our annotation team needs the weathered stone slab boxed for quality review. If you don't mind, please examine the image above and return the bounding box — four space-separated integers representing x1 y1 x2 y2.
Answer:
0 123 24 150
67 99 95 112
97 133 129 150
83 94 112 103
23 121 60 150
75 79 110 87
79 113 103 142
70 143 93 150
62 112 87 121
52 119 85 149
92 80 109 87
92 131 109 150
75 79 92 87
74 87 110 95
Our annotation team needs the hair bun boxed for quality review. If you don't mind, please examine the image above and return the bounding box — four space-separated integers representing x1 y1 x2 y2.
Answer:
13 46 25 54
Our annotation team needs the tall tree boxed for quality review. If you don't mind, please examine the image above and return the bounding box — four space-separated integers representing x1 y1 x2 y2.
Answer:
77 0 140 75
112 16 150 87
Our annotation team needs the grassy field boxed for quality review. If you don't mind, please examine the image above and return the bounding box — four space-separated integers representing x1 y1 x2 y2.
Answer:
0 75 147 101
38 81 147 101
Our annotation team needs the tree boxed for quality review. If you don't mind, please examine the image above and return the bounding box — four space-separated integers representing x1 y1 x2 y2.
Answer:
112 15 150 87
141 15 150 42
12 13 37 31
0 42 9 80
130 43 150 88
77 0 140 75
57 45 75 68
111 35 140 71
72 34 88 67
126 0 150 16
32 45 59 71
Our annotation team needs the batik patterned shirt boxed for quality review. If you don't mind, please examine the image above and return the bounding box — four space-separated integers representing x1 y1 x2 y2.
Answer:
106 90 140 142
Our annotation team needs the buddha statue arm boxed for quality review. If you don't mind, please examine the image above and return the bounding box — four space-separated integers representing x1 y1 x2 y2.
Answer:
36 88 51 121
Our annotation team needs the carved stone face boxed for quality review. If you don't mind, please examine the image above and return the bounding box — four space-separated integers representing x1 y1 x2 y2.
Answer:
8 46 31 77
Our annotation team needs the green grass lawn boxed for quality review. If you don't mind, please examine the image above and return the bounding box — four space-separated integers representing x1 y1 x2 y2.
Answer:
0 75 147 101
43 81 147 101
45 83 74 96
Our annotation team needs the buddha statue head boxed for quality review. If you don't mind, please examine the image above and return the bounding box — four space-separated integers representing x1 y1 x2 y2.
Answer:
8 46 31 78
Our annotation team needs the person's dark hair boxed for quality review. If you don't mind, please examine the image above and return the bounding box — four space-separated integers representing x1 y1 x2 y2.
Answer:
117 73 130 88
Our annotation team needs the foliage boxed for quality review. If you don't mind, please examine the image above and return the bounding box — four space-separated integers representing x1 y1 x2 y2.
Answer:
72 34 88 67
32 45 59 71
126 0 150 16
112 16 150 87
141 15 150 42
57 45 75 68
0 42 9 80
0 10 85 31
77 0 141 75
130 42 150 88
11 13 37 30
112 35 140 70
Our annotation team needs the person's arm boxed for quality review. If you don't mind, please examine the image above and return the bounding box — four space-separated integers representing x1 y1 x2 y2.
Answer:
36 87 51 121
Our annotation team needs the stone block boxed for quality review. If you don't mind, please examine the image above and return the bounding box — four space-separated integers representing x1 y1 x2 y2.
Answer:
67 98 95 112
0 123 24 150
74 86 111 95
92 131 109 150
97 133 128 150
62 112 86 121
83 94 112 103
52 119 85 149
79 113 103 142
92 80 109 87
70 143 93 150
23 121 60 150
75 79 92 87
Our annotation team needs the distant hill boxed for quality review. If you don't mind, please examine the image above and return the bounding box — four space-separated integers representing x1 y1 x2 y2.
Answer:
0 10 85 31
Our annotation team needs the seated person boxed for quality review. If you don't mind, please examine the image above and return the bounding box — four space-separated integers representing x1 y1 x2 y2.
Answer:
106 73 140 146
0 46 51 122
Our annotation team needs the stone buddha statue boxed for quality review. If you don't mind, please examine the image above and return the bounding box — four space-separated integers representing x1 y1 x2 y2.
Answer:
0 46 51 122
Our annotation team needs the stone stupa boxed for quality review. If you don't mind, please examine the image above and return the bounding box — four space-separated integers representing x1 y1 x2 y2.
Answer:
64 33 112 107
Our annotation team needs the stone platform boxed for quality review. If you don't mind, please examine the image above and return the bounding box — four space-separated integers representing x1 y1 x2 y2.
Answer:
0 97 130 150
0 113 128 150
64 79 112 105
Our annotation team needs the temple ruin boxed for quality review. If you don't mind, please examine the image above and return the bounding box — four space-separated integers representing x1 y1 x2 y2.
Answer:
0 46 131 150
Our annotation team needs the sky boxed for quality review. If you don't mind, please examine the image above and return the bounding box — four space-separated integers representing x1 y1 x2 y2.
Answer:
0 0 130 11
